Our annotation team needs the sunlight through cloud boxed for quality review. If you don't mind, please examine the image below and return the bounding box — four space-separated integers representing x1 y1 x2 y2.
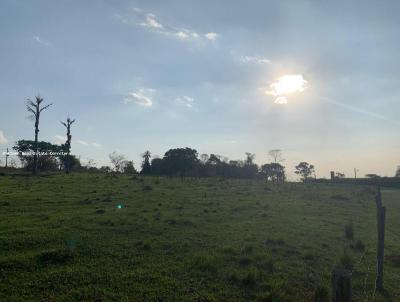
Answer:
268 74 307 104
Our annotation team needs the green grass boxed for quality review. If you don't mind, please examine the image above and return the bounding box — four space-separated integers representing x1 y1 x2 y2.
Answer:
0 174 399 301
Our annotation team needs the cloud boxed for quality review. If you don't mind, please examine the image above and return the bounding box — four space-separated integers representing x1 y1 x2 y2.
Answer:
238 55 271 64
123 88 154 107
54 135 101 147
175 31 189 39
0 131 7 144
232 51 271 64
204 32 218 40
140 13 163 29
76 140 89 146
114 13 130 25
54 135 66 144
176 95 194 108
117 8 219 42
222 139 237 144
33 35 52 47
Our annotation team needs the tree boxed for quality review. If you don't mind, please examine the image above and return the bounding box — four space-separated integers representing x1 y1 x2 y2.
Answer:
207 154 222 165
60 155 81 172
99 166 112 173
13 140 62 171
109 152 126 173
365 173 381 179
243 153 258 178
141 150 151 174
8 158 18 168
260 163 286 182
26 95 52 175
60 117 75 174
84 158 96 170
123 161 136 174
201 154 222 177
200 154 209 164
163 147 199 176
395 166 400 177
268 149 284 163
295 162 315 182
335 172 346 179
150 157 165 175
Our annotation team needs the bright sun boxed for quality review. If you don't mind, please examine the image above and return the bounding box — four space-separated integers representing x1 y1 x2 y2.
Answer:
268 74 307 104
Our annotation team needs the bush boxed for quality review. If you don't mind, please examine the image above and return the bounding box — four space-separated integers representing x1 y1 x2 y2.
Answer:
242 244 254 254
339 251 354 270
23 155 59 172
314 285 329 302
241 271 257 287
260 259 275 273
354 239 365 252
239 256 252 266
345 222 354 240
227 272 239 283
142 185 152 191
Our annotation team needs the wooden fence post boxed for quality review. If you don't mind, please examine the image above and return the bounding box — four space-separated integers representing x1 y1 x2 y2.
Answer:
375 187 386 292
331 269 352 302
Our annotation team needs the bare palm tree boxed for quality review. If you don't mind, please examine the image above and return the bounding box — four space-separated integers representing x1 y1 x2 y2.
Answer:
268 149 285 164
26 95 52 175
60 117 75 174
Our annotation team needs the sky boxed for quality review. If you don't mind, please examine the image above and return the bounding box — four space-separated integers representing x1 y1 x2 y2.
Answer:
0 0 399 179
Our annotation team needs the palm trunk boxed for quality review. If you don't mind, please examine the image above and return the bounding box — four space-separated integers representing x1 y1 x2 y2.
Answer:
66 126 71 174
62 119 74 174
33 112 40 175
27 96 51 175
66 151 70 174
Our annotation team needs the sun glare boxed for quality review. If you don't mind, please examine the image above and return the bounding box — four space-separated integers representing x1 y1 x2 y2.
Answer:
268 74 307 104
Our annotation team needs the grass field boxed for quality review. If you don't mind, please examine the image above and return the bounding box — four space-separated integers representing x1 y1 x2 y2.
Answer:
0 173 399 301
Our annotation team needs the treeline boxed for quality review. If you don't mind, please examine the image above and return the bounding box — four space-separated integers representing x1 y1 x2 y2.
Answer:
10 142 319 182
107 147 316 182
317 176 400 189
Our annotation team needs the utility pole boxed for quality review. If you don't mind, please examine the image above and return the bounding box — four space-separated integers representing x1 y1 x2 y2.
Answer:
5 147 9 168
375 187 386 292
354 168 358 179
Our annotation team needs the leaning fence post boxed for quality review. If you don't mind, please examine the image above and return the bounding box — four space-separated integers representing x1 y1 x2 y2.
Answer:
331 269 352 302
375 187 386 292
